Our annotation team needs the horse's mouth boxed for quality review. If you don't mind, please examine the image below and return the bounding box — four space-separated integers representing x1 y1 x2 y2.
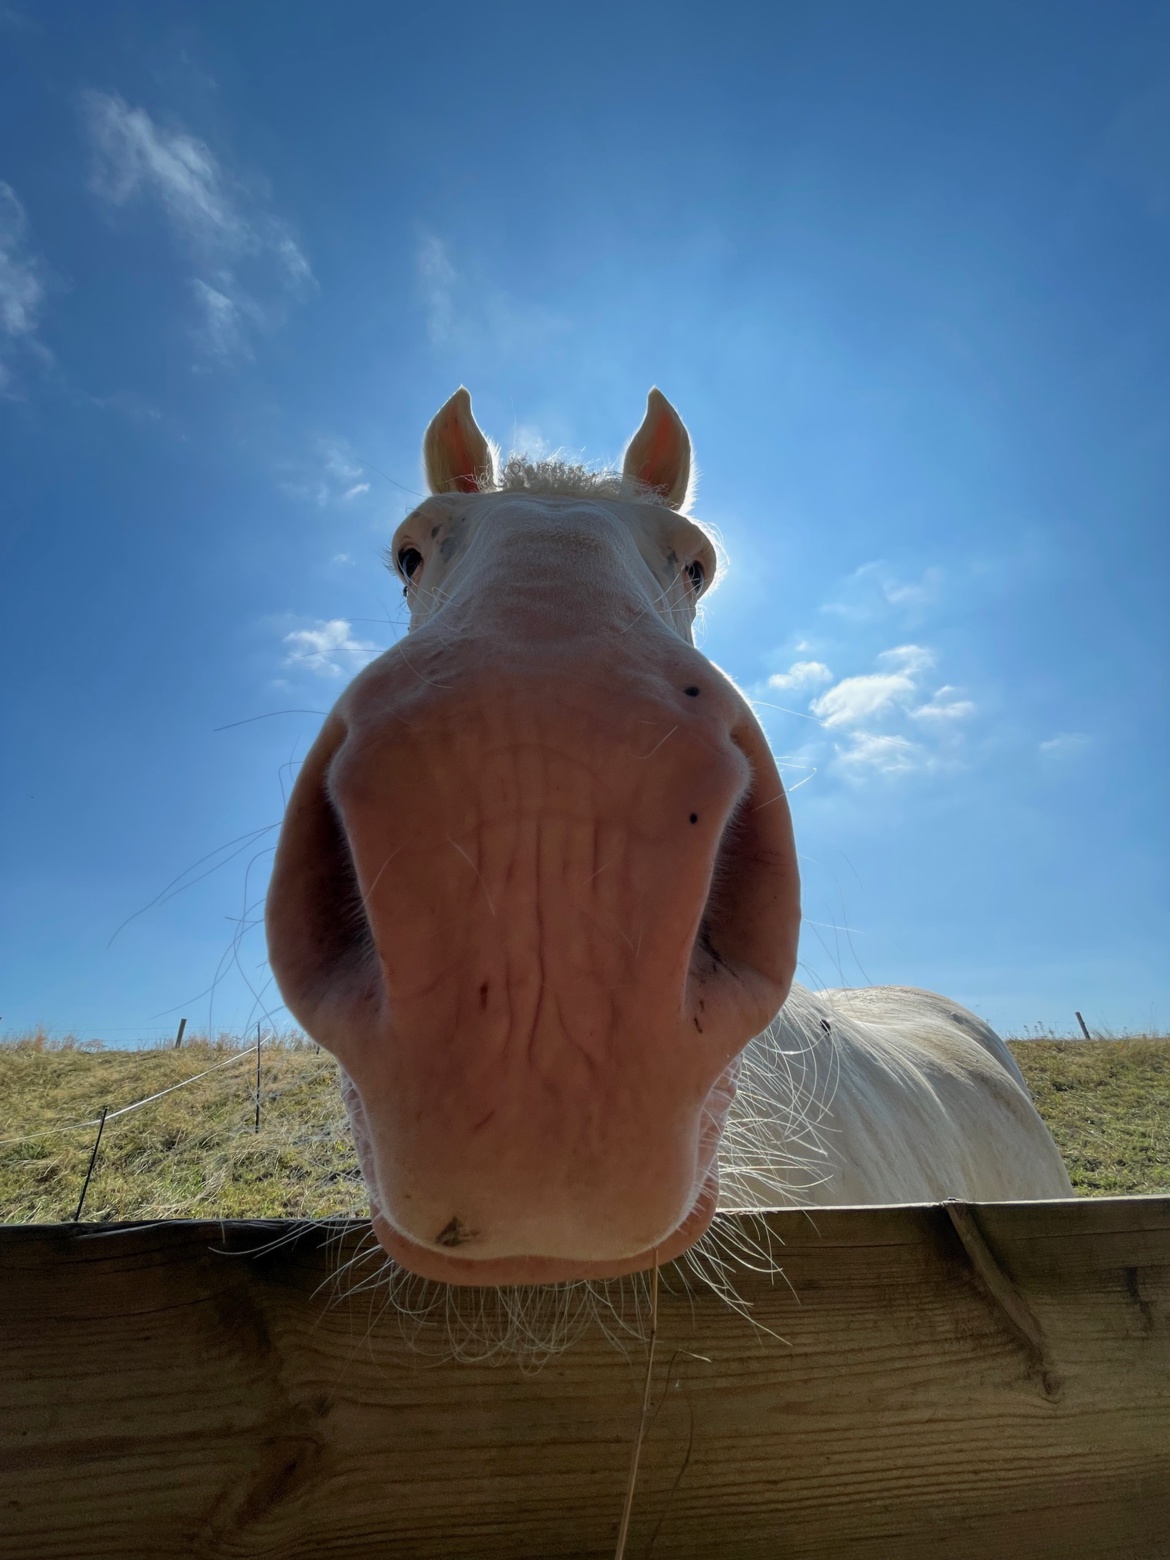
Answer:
339 1061 731 1284
364 1175 721 1286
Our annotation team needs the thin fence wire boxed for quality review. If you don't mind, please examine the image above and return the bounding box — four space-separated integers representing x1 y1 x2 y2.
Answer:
0 1047 261 1147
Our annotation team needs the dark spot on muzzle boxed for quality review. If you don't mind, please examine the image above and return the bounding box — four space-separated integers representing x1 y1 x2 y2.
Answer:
435 1216 477 1248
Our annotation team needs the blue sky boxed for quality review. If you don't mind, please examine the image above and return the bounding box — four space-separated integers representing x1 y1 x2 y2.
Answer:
1 0 1166 1042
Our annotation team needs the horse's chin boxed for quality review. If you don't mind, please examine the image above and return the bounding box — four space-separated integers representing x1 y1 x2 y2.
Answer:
366 1173 719 1287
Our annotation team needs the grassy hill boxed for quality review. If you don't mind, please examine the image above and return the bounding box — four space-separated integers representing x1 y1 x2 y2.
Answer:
1 1034 1167 1224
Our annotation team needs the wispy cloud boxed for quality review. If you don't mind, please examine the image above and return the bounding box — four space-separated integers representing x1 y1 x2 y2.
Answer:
834 731 925 775
821 561 944 621
1039 731 1092 758
323 441 368 495
82 91 314 362
509 422 550 460
0 181 50 394
417 232 456 346
278 436 374 508
82 388 162 422
881 566 945 608
283 618 378 678
767 659 834 692
190 278 251 361
414 230 570 357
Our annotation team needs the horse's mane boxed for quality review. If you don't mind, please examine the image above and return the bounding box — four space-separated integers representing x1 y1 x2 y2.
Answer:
488 453 674 507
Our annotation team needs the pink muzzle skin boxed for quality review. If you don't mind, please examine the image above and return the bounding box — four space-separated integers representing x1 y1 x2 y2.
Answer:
267 599 800 1286
340 1063 740 1285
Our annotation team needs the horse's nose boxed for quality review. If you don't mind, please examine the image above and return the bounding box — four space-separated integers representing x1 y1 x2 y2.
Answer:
267 634 799 1283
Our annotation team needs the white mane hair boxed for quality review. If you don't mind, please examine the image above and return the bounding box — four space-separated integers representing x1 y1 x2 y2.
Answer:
489 452 678 508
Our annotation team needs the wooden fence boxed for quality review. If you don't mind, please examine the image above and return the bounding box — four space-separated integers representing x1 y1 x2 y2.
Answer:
2 1197 1168 1559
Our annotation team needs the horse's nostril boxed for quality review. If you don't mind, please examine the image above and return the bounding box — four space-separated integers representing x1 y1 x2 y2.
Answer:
266 737 377 1026
313 788 374 971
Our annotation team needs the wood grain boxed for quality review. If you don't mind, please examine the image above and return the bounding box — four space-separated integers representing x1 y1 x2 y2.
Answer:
2 1198 1168 1559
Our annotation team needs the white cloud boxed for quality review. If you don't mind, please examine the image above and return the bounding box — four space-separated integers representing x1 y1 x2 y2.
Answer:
82 91 314 362
878 643 934 676
766 641 978 783
757 557 992 788
834 731 926 774
0 181 50 393
812 672 913 727
283 618 378 678
1039 732 1091 757
912 685 976 722
342 482 370 501
810 644 934 728
768 659 834 692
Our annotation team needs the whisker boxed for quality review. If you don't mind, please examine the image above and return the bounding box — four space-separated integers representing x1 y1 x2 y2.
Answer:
448 838 496 919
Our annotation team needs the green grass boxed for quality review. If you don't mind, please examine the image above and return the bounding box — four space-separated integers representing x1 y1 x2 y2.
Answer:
0 1033 1166 1223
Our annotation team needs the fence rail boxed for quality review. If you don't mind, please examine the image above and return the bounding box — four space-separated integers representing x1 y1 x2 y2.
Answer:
2 1198 1168 1559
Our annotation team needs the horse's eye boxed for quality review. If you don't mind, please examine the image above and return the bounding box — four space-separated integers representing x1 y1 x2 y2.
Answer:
684 559 705 593
398 546 423 582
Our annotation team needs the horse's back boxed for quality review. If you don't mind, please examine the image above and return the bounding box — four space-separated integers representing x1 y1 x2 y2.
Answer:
719 984 1074 1210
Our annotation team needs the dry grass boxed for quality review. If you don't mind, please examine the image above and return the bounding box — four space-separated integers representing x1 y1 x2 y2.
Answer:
0 1034 364 1223
1008 1038 1170 1197
0 1032 1166 1224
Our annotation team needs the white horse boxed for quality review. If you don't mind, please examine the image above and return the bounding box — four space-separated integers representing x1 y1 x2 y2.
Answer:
266 388 1071 1291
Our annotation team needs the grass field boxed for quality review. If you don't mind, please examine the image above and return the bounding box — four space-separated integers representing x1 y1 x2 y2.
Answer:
0 1034 1167 1224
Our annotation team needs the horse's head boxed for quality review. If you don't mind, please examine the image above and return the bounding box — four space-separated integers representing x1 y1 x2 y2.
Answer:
266 389 800 1284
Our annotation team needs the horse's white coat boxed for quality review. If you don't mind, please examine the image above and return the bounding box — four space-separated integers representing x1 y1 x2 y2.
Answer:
721 983 1074 1207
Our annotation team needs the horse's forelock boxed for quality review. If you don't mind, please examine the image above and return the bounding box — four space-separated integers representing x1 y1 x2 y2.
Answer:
488 453 674 506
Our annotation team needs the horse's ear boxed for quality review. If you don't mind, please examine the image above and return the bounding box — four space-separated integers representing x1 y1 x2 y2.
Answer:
621 388 692 509
423 387 497 494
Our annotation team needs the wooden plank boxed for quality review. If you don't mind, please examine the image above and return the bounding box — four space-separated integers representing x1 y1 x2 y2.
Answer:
1 1198 1168 1560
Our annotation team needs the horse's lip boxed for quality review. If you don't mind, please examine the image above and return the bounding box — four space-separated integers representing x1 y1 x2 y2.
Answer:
365 1170 720 1287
